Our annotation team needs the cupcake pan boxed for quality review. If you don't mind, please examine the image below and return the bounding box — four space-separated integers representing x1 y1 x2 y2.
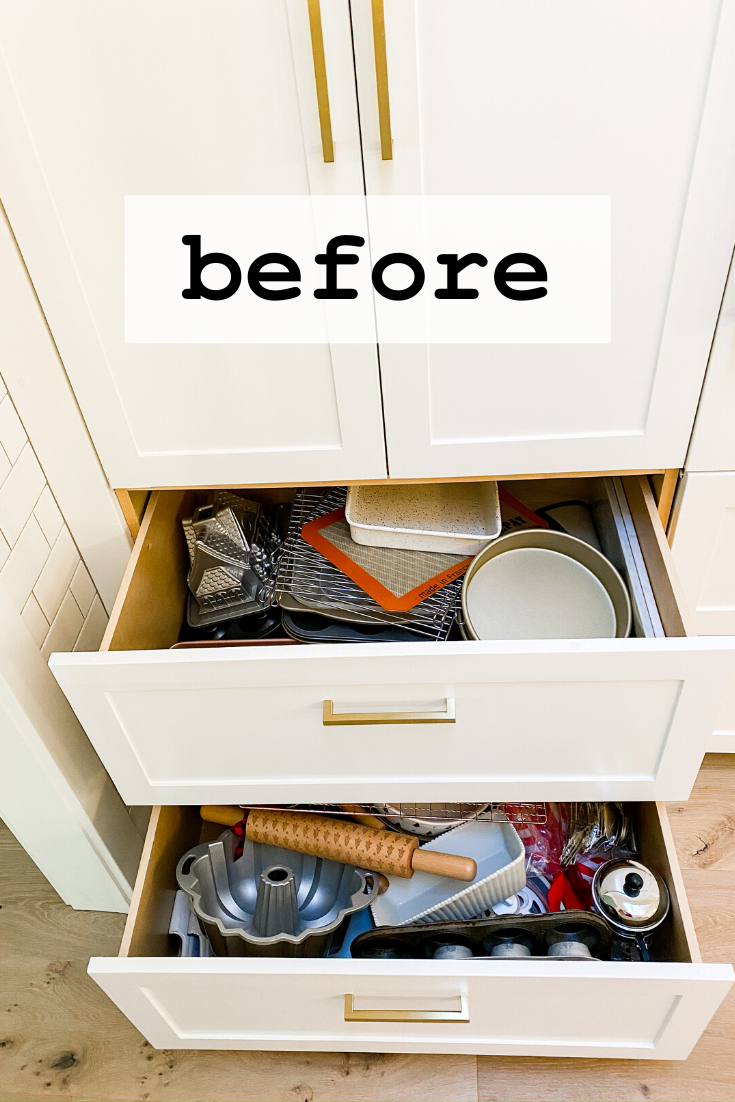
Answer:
351 911 612 960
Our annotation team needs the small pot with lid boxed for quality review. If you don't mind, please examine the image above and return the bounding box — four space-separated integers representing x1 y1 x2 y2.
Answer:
590 858 670 962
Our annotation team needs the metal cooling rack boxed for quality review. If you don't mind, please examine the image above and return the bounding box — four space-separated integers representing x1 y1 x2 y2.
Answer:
275 487 461 640
238 803 547 826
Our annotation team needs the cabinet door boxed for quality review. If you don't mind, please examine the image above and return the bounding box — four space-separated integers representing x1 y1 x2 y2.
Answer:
351 0 735 479
670 471 735 635
0 1 387 488
686 249 735 472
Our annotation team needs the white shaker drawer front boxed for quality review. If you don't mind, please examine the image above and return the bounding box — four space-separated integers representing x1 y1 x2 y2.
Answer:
87 804 733 1060
89 957 731 1060
50 639 735 805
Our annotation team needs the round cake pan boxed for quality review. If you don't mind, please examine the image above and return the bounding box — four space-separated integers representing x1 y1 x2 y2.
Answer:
461 529 631 641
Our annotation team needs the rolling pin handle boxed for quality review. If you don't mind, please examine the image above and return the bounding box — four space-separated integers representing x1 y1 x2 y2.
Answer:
200 805 245 827
411 849 477 882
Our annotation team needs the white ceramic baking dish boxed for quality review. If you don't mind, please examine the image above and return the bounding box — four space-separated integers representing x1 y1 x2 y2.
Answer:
345 482 501 554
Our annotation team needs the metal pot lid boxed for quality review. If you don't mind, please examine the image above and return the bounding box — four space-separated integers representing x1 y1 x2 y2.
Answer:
592 859 670 931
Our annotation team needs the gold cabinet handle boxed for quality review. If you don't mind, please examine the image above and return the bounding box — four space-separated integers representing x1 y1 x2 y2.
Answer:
370 0 393 159
323 698 455 725
307 0 334 162
344 994 469 1023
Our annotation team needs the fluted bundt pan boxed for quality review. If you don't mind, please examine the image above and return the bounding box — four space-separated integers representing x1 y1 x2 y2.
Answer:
176 829 378 957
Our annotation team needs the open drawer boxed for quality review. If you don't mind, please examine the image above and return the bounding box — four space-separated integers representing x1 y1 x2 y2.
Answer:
89 802 733 1059
50 476 735 805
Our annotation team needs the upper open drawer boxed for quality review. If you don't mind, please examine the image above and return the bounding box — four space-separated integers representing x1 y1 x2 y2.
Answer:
50 476 735 806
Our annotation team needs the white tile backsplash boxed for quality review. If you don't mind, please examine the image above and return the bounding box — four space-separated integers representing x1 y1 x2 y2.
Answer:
21 593 50 648
0 443 45 545
0 446 11 490
34 526 80 622
0 394 28 463
0 529 10 572
0 516 51 612
73 594 108 652
0 377 108 657
34 485 63 545
70 561 96 616
42 589 84 659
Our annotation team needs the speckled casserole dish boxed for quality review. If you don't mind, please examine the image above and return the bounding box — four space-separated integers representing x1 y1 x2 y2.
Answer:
345 482 501 554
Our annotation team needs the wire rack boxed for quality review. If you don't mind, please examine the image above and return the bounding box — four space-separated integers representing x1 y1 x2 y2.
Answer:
275 487 462 640
238 803 547 826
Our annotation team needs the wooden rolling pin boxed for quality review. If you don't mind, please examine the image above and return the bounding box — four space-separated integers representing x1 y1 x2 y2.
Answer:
200 806 477 882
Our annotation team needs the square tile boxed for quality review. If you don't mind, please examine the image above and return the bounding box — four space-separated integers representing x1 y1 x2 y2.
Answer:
70 561 96 616
42 589 84 659
34 525 79 623
0 516 50 612
0 444 45 546
0 395 27 464
21 593 49 648
73 594 109 652
33 485 63 545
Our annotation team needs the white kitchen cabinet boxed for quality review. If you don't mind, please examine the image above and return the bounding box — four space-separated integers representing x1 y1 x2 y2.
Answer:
2 3 735 489
88 803 733 1059
667 471 735 750
686 251 735 473
670 472 735 636
351 0 735 479
49 476 735 806
0 1 387 488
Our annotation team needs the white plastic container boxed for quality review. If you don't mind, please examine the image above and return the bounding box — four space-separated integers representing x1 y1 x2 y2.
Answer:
370 819 526 927
345 482 501 555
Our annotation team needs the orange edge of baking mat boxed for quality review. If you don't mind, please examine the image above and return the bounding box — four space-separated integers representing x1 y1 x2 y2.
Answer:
498 485 550 528
300 508 471 612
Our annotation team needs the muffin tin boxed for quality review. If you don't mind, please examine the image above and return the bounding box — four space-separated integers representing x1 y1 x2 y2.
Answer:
351 911 612 961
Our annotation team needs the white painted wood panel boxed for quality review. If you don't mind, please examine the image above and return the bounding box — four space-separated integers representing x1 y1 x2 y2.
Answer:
49 638 735 805
686 250 735 472
670 472 735 635
88 957 733 1059
351 0 735 478
0 1 387 488
0 584 141 911
708 673 735 752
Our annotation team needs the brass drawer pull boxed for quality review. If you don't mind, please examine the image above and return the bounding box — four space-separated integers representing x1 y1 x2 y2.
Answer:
323 697 455 725
307 0 334 162
344 994 469 1023
370 0 393 159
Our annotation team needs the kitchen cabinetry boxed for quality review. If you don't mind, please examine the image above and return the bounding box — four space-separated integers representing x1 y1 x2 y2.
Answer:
670 472 735 636
684 251 735 473
0 0 387 488
1 2 735 487
351 0 735 479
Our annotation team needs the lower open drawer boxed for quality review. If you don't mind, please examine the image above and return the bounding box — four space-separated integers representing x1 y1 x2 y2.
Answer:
89 803 733 1059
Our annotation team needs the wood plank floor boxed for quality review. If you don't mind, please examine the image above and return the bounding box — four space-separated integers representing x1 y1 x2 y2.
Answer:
0 756 733 1101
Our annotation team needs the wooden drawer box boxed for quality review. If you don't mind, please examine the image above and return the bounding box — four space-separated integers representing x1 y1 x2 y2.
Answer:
49 475 735 805
88 802 733 1060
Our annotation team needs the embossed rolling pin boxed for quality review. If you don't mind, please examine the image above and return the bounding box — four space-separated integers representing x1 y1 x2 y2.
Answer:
200 806 477 882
